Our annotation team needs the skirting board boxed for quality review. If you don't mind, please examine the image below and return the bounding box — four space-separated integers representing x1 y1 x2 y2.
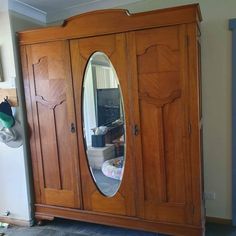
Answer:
0 216 33 227
0 215 231 227
206 216 232 225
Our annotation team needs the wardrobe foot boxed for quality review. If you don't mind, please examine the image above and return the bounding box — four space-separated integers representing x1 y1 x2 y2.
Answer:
35 214 54 226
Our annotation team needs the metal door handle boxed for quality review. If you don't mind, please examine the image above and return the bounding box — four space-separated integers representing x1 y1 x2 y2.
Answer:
133 124 139 136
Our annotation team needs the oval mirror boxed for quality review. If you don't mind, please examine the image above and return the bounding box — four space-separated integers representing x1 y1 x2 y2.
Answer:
82 52 126 197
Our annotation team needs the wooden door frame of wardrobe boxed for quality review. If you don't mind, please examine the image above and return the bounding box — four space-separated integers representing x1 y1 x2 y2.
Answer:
19 4 203 235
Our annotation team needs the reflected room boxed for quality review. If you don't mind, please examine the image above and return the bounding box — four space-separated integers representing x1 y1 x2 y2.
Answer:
82 52 125 197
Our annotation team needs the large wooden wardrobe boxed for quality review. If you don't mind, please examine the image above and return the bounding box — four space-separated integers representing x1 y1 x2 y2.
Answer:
19 4 204 236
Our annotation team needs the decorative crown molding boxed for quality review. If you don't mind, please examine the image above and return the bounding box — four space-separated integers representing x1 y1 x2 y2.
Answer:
8 0 47 23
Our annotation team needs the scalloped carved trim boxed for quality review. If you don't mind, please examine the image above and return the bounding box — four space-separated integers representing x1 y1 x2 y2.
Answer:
139 90 181 107
34 56 47 66
138 44 157 57
35 94 66 109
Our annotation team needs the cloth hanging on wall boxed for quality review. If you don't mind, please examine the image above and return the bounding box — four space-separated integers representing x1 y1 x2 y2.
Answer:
0 100 23 148
0 100 15 128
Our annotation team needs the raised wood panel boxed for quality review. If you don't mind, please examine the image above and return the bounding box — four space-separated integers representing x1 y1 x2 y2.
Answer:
91 191 126 215
54 102 73 190
128 25 195 224
24 41 81 208
34 79 66 103
35 94 66 110
77 35 115 60
30 42 67 72
144 202 186 224
139 72 180 101
139 98 186 205
37 102 61 189
70 33 136 216
137 27 183 204
44 189 75 208
139 101 166 203
138 46 179 73
163 100 186 203
136 27 179 54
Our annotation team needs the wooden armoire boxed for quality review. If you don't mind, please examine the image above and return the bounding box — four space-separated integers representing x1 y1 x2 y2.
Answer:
19 4 204 236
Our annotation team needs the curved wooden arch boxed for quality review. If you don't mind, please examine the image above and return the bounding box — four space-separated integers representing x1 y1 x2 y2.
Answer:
18 4 201 45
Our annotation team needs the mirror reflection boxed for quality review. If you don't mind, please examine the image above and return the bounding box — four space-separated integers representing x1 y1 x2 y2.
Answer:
82 52 125 197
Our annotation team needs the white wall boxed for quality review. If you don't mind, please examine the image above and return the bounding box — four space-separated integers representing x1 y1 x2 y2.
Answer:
0 11 15 85
0 8 44 224
0 0 8 12
0 9 29 223
0 143 29 221
119 0 235 220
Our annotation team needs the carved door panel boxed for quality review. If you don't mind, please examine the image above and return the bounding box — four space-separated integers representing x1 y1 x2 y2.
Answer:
128 26 194 224
25 41 81 208
70 34 136 216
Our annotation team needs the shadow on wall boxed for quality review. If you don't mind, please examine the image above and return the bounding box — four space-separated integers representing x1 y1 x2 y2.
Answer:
0 47 4 82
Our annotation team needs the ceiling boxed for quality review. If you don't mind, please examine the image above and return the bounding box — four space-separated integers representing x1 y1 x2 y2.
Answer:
8 0 142 23
14 0 98 13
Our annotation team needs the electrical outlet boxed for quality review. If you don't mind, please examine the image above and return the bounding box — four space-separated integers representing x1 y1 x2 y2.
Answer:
204 192 216 200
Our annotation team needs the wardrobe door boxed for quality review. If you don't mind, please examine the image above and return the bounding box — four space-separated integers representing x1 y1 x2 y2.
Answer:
23 41 81 208
128 26 196 224
70 34 136 216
